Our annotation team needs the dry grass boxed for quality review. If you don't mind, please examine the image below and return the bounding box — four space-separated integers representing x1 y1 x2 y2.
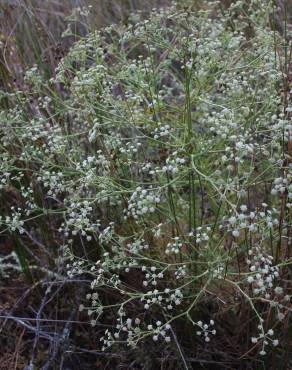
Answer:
0 0 172 90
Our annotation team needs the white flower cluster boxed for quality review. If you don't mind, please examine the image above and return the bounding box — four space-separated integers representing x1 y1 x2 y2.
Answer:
226 204 279 237
149 321 171 343
141 162 155 175
191 226 211 245
271 172 292 207
60 200 100 240
87 258 122 289
120 141 142 155
251 328 279 356
67 259 85 278
37 170 66 198
126 186 160 219
174 265 187 280
161 154 186 175
141 287 183 311
127 239 149 254
271 176 289 196
165 237 183 255
4 208 25 234
101 316 172 350
24 65 43 85
142 265 164 287
196 320 216 342
113 255 138 273
153 123 172 140
20 186 37 215
246 246 279 296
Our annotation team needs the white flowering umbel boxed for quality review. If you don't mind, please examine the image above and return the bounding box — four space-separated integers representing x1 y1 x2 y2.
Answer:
247 246 279 296
196 320 216 343
126 186 161 220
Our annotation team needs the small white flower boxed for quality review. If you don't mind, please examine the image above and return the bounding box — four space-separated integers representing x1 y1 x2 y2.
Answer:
247 276 254 283
274 287 283 295
232 229 240 237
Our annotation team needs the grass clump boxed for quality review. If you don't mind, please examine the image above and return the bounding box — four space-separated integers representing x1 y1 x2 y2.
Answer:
0 0 292 368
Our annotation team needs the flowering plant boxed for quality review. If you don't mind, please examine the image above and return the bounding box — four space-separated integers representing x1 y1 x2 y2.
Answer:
1 0 291 367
